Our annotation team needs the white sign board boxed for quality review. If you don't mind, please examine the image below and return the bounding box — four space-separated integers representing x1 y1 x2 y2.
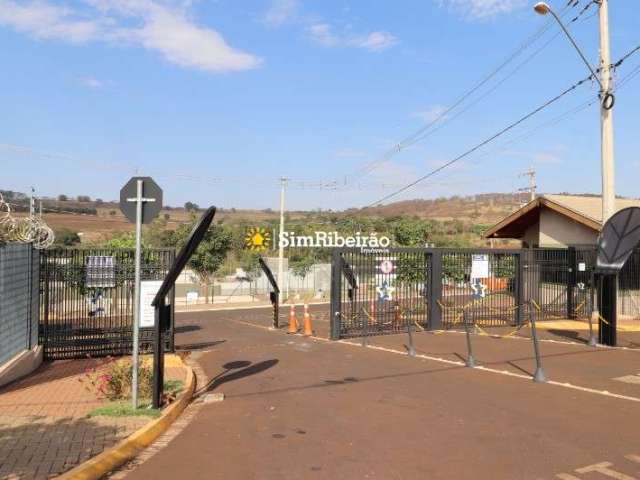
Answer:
140 280 163 328
578 262 586 272
471 254 489 279
186 291 199 303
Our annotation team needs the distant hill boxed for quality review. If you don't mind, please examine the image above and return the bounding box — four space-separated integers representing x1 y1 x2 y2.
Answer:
2 189 533 243
353 193 524 224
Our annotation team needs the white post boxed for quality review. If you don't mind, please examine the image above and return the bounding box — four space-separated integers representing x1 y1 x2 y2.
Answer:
599 0 615 224
132 179 143 409
277 177 287 304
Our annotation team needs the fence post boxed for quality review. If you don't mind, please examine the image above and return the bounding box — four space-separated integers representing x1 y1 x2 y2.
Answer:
428 250 443 330
329 249 342 340
26 245 32 350
599 273 617 346
515 252 523 326
567 246 577 319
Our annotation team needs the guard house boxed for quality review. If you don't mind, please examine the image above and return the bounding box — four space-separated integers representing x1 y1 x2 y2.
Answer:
485 194 640 321
485 194 640 248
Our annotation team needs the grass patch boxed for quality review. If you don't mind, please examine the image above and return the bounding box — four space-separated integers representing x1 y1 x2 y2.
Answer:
165 380 184 395
87 380 185 418
88 401 161 418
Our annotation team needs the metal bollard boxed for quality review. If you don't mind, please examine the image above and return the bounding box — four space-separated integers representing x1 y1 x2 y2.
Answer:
406 320 416 357
530 302 547 383
463 310 476 368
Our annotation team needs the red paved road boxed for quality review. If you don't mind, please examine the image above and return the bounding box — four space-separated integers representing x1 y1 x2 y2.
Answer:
124 308 640 480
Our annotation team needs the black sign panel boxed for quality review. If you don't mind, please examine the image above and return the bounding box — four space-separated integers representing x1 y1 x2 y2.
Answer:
596 207 640 273
119 176 163 224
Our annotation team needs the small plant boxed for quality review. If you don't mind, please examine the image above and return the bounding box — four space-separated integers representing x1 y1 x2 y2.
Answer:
80 357 154 401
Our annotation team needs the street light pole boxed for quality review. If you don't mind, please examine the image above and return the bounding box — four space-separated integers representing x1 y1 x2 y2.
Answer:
277 177 288 303
533 1 616 224
599 0 615 223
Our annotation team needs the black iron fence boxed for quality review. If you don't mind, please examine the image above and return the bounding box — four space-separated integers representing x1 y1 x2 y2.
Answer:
39 247 175 359
330 246 640 339
330 248 431 339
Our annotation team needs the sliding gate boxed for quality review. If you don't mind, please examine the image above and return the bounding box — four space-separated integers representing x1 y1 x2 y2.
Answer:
40 247 175 359
330 248 432 339
330 247 596 340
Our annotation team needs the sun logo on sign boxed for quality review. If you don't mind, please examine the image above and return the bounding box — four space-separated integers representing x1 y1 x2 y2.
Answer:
245 227 271 252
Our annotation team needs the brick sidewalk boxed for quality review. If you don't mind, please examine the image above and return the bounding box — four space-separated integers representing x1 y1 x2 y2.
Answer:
0 357 186 480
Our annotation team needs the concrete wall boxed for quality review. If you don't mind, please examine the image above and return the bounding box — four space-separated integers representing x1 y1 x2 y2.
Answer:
522 221 540 248
538 209 597 247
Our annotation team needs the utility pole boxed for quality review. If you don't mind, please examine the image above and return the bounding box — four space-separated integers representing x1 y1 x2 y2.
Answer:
277 177 288 303
518 167 536 203
599 0 615 224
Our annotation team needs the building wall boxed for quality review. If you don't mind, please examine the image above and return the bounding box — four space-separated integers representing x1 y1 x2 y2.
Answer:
0 244 39 366
538 209 598 247
521 221 540 248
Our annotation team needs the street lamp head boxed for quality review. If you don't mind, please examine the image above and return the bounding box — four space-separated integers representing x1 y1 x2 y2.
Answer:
533 2 551 15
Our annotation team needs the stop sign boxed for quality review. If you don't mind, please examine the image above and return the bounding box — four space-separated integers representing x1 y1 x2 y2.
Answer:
119 176 163 224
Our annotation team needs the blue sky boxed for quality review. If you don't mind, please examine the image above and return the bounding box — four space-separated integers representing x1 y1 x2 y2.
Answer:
1 0 639 211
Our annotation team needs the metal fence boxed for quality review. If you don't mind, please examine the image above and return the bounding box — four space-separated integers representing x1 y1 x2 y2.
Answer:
330 248 431 339
0 243 39 365
39 248 175 359
330 246 640 340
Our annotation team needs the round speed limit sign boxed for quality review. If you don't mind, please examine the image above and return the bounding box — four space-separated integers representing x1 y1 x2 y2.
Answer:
380 260 394 274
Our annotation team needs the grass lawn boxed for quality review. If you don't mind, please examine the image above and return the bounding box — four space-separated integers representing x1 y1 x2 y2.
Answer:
88 380 184 418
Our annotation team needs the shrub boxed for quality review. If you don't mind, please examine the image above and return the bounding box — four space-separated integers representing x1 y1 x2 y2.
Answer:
80 357 153 401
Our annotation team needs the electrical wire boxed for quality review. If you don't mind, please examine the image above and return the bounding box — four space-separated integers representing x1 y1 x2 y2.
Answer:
365 72 595 208
343 2 581 185
366 46 640 208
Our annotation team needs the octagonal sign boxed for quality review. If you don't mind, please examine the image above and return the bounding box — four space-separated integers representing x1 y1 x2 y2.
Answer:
119 176 163 224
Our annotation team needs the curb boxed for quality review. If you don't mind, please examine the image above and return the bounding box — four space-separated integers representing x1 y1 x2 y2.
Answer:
56 356 196 480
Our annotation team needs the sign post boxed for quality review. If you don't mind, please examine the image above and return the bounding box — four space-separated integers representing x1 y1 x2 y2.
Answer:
120 177 162 409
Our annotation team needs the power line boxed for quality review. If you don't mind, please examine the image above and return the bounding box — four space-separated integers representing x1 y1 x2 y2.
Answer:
344 2 581 185
366 45 640 208
366 72 595 208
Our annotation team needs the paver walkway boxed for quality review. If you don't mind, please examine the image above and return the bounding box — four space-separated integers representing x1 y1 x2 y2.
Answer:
0 356 186 480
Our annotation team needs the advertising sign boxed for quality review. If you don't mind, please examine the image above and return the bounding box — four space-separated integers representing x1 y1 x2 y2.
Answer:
140 280 163 328
471 254 489 279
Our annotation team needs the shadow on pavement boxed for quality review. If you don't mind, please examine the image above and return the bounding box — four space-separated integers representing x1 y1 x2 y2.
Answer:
175 340 226 351
197 359 280 395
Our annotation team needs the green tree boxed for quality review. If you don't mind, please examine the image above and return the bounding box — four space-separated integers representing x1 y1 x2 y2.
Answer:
54 228 81 246
169 220 233 297
289 252 315 279
184 201 199 212
392 218 432 246
103 232 138 249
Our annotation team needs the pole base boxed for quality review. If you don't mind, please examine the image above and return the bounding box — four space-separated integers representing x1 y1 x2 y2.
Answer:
408 346 416 357
533 367 547 383
466 355 476 368
361 336 368 347
588 334 598 347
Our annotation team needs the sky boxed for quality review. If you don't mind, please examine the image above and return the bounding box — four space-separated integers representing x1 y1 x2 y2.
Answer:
1 0 639 211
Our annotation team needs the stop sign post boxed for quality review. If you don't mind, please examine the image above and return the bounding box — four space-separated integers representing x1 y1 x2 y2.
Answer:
119 177 163 409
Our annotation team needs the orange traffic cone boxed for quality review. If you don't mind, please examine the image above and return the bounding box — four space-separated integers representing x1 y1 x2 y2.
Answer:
303 304 313 336
288 304 299 334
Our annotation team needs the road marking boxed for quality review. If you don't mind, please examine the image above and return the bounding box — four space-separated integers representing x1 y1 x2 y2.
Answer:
338 342 640 403
575 462 636 479
614 375 640 385
227 316 640 403
557 474 582 480
625 455 640 464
